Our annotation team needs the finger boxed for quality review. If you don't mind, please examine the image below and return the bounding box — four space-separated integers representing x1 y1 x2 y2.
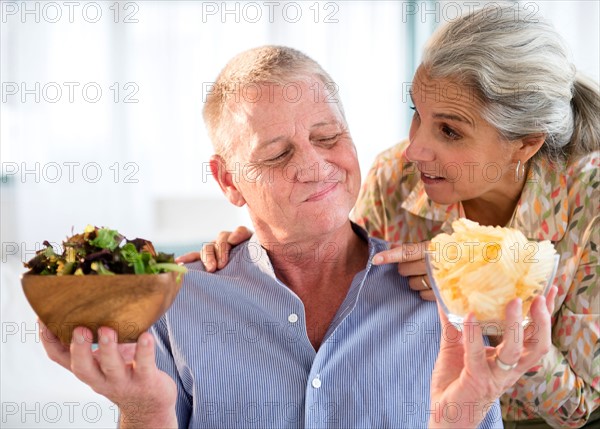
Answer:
524 294 552 356
462 312 488 371
117 343 138 364
373 242 428 265
419 290 437 302
408 275 431 292
496 299 524 368
175 251 201 264
398 259 426 277
228 226 253 245
70 327 106 386
215 231 233 269
39 321 72 369
200 243 218 272
545 286 558 314
133 332 157 378
97 327 127 381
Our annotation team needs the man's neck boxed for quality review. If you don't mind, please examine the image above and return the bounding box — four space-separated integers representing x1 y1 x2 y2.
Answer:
254 222 370 350
255 222 368 290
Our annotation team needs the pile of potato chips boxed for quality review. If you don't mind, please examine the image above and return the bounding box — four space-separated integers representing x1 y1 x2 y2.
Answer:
428 218 557 321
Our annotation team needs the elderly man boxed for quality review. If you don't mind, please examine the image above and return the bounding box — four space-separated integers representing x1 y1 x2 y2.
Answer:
42 46 554 428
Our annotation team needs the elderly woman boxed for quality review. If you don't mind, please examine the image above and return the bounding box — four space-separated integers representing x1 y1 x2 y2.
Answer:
187 4 600 428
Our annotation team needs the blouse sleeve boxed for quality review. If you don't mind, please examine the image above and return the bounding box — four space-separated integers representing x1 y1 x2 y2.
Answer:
505 165 600 426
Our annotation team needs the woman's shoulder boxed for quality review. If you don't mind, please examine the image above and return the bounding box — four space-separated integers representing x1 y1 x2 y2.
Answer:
565 151 600 184
535 151 599 190
559 151 599 221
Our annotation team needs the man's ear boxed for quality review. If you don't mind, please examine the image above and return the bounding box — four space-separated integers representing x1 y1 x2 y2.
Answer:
210 155 246 207
513 133 546 163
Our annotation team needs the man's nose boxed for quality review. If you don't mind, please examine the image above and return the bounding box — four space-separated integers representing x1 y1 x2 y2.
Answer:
292 145 331 183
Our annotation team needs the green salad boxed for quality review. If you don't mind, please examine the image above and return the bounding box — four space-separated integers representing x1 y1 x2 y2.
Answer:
24 225 187 277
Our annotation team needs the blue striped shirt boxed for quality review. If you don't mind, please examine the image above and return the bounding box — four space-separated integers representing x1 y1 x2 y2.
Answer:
152 225 502 428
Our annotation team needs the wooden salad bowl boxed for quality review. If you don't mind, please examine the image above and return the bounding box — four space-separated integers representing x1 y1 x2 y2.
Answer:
22 272 183 344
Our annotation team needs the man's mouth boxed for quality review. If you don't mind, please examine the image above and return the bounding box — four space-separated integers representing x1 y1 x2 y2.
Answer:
305 182 338 201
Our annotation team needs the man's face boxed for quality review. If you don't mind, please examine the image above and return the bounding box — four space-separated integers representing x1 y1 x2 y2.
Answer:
223 80 361 243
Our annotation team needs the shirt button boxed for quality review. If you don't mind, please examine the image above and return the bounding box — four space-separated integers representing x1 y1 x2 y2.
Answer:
312 377 322 389
288 313 299 323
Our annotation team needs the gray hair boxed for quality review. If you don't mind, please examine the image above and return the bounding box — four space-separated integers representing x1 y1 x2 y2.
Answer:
203 46 344 160
421 2 600 162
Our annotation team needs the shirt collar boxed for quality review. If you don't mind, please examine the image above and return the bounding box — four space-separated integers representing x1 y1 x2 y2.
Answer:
400 159 569 241
400 179 463 234
511 159 568 241
247 221 377 279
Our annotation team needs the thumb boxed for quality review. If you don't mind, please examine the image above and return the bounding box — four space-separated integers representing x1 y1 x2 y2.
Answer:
175 251 200 264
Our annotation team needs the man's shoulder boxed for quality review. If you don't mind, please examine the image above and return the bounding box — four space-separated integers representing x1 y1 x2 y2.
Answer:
366 234 389 254
180 239 261 291
182 239 255 273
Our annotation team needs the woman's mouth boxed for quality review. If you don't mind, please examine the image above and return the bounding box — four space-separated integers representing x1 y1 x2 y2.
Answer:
421 172 445 184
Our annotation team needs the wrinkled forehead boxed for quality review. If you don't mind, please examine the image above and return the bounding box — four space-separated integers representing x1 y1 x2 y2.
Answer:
411 66 481 105
225 80 345 153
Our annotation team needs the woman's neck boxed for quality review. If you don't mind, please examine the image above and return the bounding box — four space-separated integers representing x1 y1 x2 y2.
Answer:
461 169 528 227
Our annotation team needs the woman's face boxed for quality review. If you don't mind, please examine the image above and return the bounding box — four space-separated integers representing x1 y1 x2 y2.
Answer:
406 68 520 206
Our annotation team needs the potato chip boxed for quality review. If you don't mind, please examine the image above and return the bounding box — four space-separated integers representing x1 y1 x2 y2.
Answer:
428 218 557 322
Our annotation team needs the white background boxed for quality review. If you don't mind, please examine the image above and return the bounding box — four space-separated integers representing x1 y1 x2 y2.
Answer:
1 1 599 427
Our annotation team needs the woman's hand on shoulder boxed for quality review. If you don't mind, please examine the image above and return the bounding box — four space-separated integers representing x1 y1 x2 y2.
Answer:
372 241 435 301
175 226 253 272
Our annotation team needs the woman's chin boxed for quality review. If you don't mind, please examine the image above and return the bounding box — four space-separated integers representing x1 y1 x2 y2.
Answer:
423 187 461 206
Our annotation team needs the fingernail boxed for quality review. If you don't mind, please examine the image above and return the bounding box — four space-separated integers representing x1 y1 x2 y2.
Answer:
100 335 109 345
74 334 85 344
373 255 383 265
140 337 149 347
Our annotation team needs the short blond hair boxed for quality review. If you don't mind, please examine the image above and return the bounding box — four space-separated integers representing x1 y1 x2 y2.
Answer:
203 46 343 159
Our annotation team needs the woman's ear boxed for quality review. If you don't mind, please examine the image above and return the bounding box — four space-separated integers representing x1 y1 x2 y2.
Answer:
514 133 546 163
210 155 246 207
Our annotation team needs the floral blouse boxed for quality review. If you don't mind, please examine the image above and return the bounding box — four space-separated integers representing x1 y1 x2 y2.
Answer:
352 139 599 427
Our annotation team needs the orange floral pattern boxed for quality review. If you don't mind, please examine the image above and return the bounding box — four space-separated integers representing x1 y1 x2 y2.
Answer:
352 139 599 427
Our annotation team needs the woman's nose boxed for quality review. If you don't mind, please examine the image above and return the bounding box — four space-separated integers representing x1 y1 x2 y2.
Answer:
405 128 435 163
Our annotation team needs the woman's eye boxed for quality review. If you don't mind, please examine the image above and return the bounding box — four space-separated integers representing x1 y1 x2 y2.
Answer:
441 125 461 140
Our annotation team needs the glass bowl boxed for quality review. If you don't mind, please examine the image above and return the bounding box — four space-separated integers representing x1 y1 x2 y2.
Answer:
425 252 560 334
